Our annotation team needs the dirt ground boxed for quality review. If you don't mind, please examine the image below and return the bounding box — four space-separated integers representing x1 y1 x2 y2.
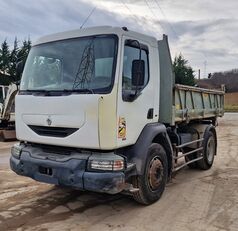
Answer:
0 113 238 231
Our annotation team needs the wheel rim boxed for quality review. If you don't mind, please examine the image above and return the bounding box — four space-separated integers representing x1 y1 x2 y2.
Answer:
206 136 215 163
147 156 164 192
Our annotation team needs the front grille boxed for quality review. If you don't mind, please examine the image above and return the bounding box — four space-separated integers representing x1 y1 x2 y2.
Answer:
28 125 78 138
30 143 80 155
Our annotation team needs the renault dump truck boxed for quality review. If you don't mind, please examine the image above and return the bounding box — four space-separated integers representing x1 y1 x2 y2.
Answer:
10 26 224 205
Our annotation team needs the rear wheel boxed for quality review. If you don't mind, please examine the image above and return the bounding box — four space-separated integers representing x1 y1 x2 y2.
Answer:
198 131 216 170
132 143 168 205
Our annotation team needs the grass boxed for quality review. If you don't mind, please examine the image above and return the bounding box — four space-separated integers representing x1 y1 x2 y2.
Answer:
224 105 238 112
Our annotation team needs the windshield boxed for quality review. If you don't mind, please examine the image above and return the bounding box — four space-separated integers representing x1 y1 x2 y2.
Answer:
20 35 118 94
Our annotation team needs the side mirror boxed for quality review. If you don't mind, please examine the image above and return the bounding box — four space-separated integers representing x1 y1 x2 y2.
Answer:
16 60 25 81
132 60 145 87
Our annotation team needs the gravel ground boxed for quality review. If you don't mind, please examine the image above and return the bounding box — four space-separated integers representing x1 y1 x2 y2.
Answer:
0 113 238 231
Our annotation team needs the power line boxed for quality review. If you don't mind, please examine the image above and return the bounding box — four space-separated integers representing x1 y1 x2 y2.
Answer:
120 0 142 24
120 0 164 35
148 1 206 76
144 0 166 33
153 0 179 39
152 1 206 74
80 6 97 29
144 0 157 18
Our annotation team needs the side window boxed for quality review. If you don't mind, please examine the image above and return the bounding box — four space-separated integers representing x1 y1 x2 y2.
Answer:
122 44 149 92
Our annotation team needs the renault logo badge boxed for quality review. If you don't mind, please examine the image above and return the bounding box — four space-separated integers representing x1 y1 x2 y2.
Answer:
46 116 52 126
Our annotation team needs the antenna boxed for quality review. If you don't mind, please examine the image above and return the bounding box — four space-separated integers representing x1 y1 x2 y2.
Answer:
80 6 97 29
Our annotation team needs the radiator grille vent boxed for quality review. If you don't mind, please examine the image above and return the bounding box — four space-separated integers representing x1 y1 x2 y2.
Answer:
28 125 78 138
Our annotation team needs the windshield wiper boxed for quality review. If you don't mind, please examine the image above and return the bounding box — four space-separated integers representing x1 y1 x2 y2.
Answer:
20 89 48 94
23 89 47 92
71 88 94 94
20 88 94 95
20 89 59 96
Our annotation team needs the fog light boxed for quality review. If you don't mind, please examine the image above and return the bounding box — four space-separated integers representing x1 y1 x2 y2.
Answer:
11 144 22 159
89 159 124 171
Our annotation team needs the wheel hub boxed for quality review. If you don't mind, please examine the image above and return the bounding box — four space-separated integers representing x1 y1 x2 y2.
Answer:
207 136 215 163
148 157 164 191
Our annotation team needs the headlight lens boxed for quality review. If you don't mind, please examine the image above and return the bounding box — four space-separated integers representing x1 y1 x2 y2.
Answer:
89 159 124 171
11 144 22 159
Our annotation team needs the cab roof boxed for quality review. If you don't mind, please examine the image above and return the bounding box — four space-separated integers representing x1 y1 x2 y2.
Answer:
34 26 158 47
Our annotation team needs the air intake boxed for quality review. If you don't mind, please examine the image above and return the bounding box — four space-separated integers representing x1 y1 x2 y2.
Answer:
28 125 78 138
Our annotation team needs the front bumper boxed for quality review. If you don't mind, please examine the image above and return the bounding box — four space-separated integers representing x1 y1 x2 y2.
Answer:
10 144 126 194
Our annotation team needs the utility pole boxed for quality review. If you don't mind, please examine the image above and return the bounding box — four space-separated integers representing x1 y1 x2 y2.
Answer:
198 69 201 80
204 60 207 78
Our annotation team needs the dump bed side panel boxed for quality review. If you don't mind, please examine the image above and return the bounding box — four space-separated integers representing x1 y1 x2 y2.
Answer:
158 36 224 126
174 84 224 124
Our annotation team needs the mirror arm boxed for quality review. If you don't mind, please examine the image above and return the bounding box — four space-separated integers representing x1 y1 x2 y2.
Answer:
131 40 142 97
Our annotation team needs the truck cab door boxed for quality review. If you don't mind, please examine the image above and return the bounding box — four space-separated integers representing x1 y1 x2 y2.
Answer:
116 36 158 147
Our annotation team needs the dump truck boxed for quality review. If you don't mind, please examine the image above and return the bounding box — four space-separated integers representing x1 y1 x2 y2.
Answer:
10 26 224 205
0 83 18 141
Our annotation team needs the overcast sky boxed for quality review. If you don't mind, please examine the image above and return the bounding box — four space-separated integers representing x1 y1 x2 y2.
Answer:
1 0 238 77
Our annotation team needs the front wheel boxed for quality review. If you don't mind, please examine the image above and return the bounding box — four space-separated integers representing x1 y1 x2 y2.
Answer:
132 143 168 205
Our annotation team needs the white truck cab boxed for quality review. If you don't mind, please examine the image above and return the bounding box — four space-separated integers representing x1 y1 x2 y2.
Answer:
10 26 224 204
15 26 159 149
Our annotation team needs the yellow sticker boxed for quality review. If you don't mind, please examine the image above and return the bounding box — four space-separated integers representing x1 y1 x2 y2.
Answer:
176 104 181 110
118 117 126 140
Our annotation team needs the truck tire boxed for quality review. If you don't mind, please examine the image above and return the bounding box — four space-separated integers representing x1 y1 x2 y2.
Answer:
197 131 216 170
132 143 168 205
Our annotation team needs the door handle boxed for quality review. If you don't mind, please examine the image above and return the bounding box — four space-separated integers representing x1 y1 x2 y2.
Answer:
147 108 154 119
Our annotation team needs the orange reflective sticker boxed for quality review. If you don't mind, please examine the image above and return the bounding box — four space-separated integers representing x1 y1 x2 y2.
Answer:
118 117 126 140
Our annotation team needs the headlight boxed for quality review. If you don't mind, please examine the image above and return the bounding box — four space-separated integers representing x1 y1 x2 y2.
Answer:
88 159 125 171
11 144 22 159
